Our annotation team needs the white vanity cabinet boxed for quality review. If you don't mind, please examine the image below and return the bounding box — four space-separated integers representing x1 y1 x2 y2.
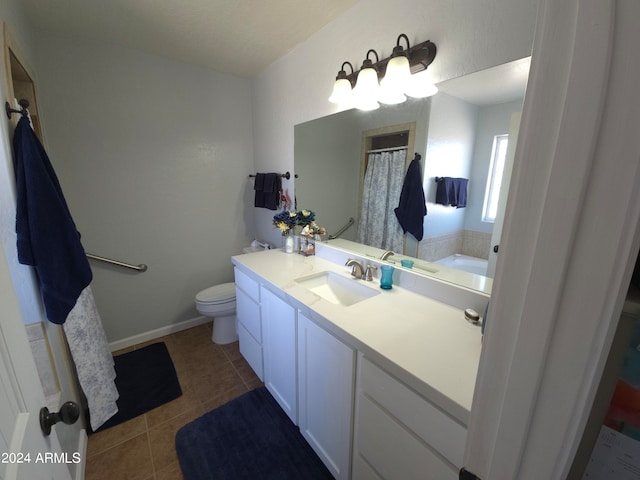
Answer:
234 267 263 381
232 250 477 480
298 311 355 480
352 355 466 480
261 286 298 423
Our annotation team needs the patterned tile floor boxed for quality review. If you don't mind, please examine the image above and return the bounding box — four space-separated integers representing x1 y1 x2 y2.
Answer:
85 322 262 480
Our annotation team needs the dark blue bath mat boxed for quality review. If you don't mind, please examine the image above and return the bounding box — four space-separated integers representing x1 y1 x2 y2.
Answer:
175 387 333 480
93 342 182 432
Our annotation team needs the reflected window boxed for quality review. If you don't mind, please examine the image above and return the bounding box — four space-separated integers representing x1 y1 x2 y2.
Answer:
482 134 509 222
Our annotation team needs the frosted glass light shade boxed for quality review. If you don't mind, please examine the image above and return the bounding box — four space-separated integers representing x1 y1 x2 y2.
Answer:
381 55 411 90
377 88 406 105
328 78 353 106
354 97 380 111
405 70 438 98
378 55 410 105
353 67 380 111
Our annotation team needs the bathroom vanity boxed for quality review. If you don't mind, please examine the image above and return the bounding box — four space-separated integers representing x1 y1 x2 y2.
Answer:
232 243 487 480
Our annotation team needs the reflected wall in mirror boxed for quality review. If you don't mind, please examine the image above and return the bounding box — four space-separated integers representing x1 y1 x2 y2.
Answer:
295 57 530 294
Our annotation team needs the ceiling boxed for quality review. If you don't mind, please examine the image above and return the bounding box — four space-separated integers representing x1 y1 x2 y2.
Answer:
21 0 358 78
437 57 531 106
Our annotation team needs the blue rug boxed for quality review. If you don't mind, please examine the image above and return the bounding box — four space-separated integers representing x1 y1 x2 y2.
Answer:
175 387 333 479
93 342 182 432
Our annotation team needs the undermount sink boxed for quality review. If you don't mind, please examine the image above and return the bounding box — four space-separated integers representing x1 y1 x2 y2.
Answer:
295 271 380 306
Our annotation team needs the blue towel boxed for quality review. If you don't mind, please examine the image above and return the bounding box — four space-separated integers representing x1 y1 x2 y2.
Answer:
435 177 468 208
394 158 427 241
13 117 92 325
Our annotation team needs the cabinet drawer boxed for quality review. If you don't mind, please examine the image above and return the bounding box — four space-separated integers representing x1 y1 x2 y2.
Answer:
238 322 263 381
234 267 260 302
354 393 457 480
358 356 466 468
236 287 261 342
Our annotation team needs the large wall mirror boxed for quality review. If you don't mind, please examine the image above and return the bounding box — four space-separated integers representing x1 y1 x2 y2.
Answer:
294 57 530 294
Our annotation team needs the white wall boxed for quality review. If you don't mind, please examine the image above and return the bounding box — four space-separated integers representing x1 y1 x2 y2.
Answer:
33 33 254 341
423 92 477 237
465 99 524 233
252 0 538 247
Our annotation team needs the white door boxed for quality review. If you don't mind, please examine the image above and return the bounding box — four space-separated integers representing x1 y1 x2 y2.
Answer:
464 0 640 478
1 27 82 479
486 112 521 278
0 247 72 480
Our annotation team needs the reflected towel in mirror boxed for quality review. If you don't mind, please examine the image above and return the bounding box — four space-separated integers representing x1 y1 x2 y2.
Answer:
394 157 427 240
435 177 468 208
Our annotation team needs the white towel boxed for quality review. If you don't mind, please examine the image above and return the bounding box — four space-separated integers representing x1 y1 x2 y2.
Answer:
63 286 119 430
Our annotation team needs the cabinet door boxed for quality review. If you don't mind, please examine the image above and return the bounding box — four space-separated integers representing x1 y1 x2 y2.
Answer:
236 287 263 380
298 311 355 480
353 356 461 480
353 394 458 480
262 287 297 423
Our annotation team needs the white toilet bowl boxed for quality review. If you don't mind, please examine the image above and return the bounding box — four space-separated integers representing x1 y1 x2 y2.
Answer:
195 282 238 344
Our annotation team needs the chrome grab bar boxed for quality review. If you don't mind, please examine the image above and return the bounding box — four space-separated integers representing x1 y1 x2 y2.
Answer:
86 253 148 272
328 217 355 240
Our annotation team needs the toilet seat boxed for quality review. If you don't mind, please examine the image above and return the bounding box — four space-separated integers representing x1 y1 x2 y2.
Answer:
196 282 236 305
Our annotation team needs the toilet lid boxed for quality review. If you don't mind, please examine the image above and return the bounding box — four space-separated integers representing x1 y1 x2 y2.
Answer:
196 282 236 303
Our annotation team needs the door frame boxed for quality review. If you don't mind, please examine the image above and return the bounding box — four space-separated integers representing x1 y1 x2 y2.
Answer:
464 0 640 478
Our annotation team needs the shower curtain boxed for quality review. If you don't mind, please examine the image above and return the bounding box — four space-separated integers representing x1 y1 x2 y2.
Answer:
357 149 406 252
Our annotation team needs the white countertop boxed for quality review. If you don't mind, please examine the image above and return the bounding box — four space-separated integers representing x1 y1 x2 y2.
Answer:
232 248 483 426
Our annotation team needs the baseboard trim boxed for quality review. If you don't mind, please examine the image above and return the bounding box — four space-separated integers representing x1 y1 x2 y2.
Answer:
108 316 211 352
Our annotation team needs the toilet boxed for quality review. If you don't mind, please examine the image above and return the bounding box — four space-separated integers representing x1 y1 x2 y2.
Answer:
195 282 238 344
195 246 265 344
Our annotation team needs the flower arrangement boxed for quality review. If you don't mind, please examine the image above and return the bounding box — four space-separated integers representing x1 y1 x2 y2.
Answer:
272 210 299 235
296 209 315 227
272 209 327 237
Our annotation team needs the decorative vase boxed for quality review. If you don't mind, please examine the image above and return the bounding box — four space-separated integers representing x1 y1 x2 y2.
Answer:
283 232 294 253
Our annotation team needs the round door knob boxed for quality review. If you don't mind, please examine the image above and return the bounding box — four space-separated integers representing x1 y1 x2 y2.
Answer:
40 401 80 436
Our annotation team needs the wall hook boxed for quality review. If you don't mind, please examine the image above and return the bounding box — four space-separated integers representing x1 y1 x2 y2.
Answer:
5 99 30 119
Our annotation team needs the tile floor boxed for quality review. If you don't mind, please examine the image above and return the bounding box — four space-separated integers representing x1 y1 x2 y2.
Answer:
84 322 263 480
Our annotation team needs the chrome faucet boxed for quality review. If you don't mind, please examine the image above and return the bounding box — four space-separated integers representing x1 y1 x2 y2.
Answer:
345 259 365 279
365 264 377 281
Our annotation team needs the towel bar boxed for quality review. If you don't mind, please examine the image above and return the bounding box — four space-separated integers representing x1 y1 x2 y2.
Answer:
248 171 298 180
86 253 148 272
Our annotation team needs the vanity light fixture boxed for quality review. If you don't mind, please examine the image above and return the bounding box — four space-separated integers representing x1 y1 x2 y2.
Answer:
329 34 438 111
